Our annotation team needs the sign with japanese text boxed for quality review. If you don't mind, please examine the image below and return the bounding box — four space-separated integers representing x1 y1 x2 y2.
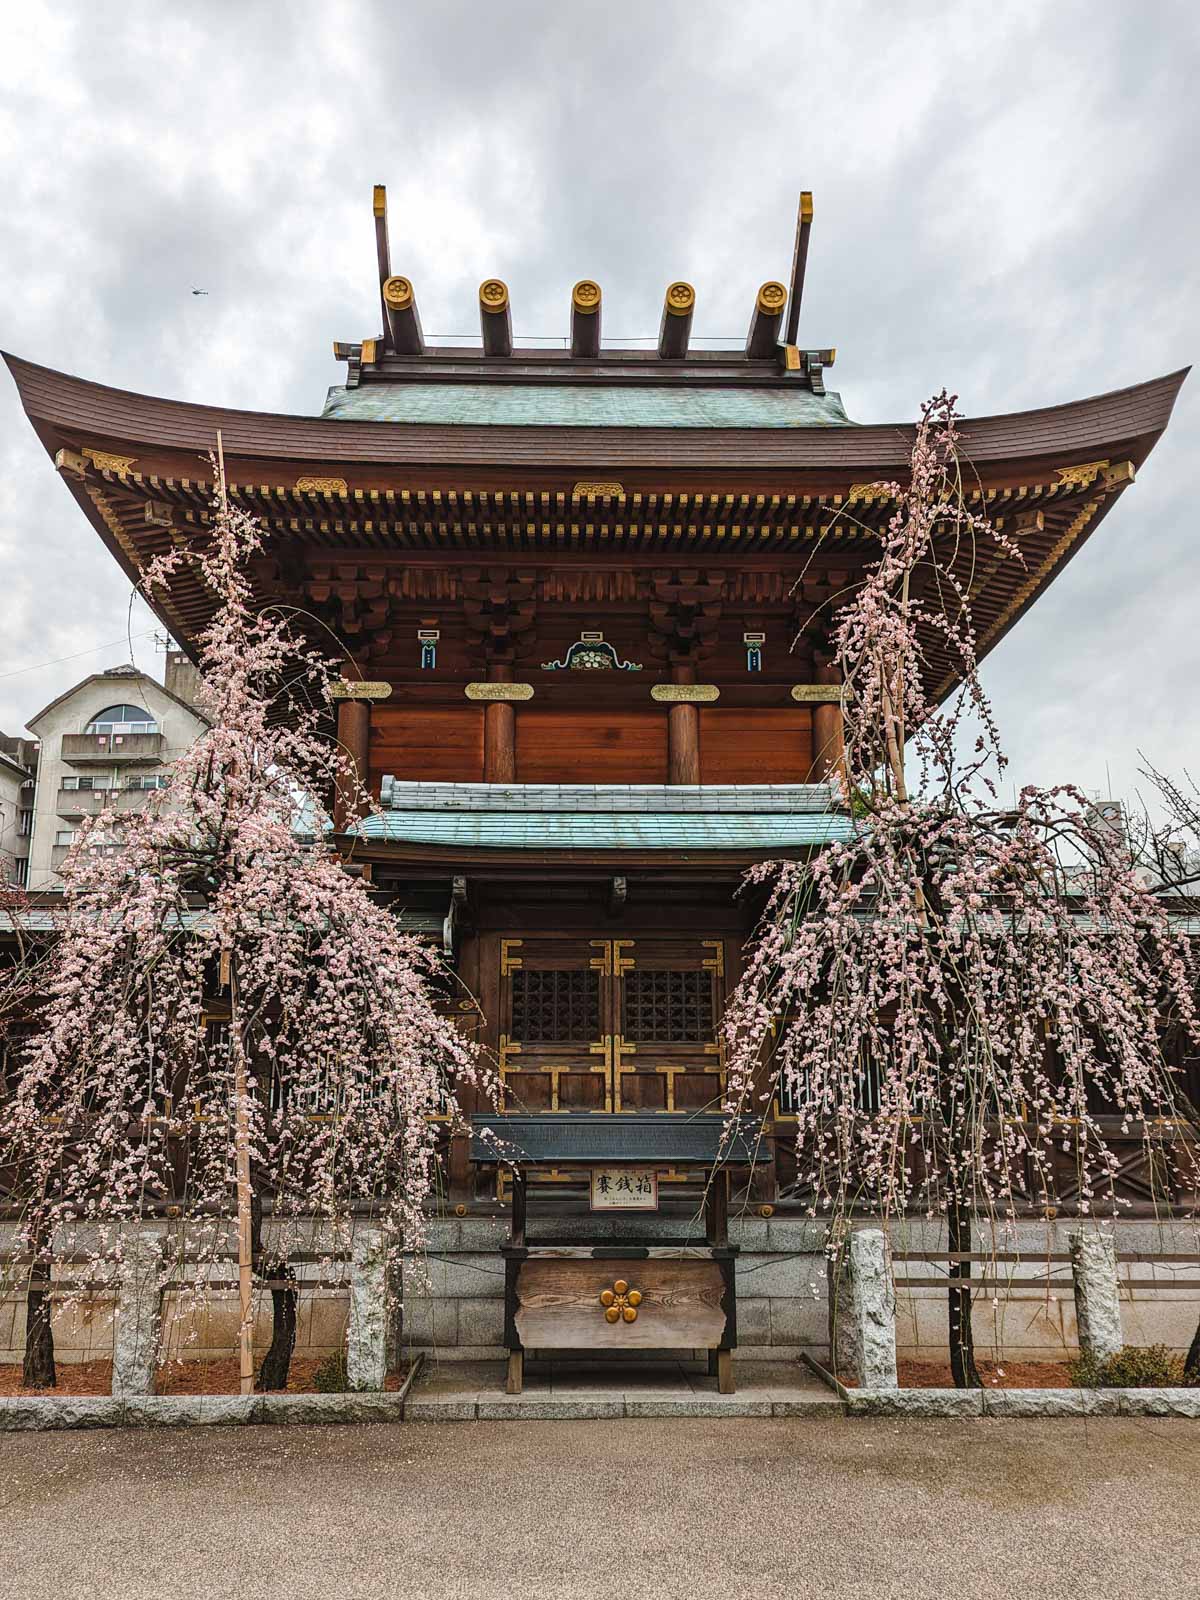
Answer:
589 1167 659 1211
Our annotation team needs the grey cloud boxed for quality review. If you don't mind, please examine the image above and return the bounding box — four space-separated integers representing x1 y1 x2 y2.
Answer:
0 0 1197 806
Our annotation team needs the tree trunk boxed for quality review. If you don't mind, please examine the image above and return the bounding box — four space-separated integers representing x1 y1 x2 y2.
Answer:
23 1262 56 1389
257 1267 297 1391
947 1200 982 1389
1185 1317 1200 1382
250 1195 296 1391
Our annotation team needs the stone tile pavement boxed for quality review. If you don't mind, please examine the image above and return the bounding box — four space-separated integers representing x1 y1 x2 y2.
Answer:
405 1356 843 1420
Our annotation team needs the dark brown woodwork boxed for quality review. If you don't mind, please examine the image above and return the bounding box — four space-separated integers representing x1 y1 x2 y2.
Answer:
334 696 371 831
658 283 695 360
570 281 601 357
745 281 787 357
784 191 813 347
372 185 392 348
809 661 845 783
382 276 424 356
370 704 483 788
479 280 513 357
515 710 667 785
667 664 700 786
482 663 516 784
699 707 813 785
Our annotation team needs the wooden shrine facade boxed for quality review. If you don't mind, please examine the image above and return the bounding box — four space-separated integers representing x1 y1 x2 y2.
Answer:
4 185 1189 1213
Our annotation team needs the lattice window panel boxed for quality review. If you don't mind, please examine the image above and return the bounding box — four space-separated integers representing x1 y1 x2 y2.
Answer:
511 968 601 1043
623 968 714 1044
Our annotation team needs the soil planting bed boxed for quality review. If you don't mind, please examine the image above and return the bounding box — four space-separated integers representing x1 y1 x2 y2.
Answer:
841 1358 1075 1389
0 1357 410 1397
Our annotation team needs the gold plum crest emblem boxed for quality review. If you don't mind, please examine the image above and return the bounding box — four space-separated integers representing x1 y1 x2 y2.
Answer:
599 1278 642 1324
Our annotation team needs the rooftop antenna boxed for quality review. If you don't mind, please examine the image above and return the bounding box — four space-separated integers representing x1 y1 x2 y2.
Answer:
784 190 813 347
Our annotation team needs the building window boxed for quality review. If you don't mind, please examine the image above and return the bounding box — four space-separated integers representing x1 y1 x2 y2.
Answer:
18 809 32 836
11 857 28 887
84 704 158 736
54 830 77 847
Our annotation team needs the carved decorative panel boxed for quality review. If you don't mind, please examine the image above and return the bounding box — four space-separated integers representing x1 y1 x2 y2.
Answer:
623 968 713 1044
511 967 601 1044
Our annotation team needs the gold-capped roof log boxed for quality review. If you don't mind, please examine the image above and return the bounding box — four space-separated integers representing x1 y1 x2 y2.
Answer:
382 274 423 355
658 282 695 360
479 279 513 357
373 184 392 346
747 281 788 358
784 190 814 347
571 280 602 357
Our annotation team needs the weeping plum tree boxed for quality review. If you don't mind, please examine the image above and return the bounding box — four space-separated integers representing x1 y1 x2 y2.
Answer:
723 394 1200 1387
1 460 490 1391
1128 763 1200 1378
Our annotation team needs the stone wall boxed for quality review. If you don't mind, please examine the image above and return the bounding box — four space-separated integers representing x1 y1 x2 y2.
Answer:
3 1213 1196 1368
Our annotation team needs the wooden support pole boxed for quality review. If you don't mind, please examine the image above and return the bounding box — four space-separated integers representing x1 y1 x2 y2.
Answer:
227 953 255 1397
570 280 602 356
666 664 700 786
809 662 845 784
704 1167 729 1247
784 191 813 348
334 696 371 831
745 281 787 357
483 663 516 783
479 279 513 356
657 282 695 359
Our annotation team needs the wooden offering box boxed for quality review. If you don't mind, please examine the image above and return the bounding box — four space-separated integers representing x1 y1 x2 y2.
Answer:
470 1114 758 1394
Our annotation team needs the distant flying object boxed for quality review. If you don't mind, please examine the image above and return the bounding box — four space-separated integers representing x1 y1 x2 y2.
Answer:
191 287 209 296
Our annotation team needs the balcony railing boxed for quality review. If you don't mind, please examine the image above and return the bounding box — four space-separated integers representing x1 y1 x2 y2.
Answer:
56 786 159 819
61 732 165 766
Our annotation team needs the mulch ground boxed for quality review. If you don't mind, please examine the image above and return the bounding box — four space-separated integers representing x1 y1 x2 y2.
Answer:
839 1358 1076 1389
0 1357 411 1396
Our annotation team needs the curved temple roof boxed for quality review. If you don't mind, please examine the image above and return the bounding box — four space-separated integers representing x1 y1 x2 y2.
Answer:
2 354 1187 698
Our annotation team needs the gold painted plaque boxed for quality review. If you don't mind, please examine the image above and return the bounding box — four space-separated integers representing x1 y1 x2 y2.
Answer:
329 680 393 701
791 684 846 703
464 682 535 702
650 683 720 703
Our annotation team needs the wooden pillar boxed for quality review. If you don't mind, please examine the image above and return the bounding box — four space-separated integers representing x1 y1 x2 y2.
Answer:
810 663 845 784
334 697 371 831
667 664 700 785
483 663 516 783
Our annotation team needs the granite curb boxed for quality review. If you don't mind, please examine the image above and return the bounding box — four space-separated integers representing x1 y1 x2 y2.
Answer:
0 1353 424 1431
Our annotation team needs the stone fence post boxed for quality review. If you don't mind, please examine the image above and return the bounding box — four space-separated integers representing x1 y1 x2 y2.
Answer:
346 1225 397 1391
110 1230 163 1397
1069 1229 1123 1363
828 1226 898 1389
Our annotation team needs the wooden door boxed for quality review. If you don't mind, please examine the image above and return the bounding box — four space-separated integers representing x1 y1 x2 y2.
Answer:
613 937 725 1113
498 937 612 1112
498 935 726 1114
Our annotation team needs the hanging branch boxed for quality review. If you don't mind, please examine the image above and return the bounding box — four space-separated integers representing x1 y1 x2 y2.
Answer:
724 393 1200 1386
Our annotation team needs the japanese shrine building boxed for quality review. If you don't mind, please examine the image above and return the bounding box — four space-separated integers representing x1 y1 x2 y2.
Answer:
4 187 1186 1255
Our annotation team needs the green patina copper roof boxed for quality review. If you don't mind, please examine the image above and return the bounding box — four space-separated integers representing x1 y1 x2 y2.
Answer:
352 780 856 852
321 383 853 429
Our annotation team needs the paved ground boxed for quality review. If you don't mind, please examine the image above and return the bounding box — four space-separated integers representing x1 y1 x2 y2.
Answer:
2 1414 1198 1600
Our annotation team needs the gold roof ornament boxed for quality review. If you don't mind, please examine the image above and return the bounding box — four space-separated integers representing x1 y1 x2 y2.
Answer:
572 279 602 313
382 275 414 312
479 278 509 311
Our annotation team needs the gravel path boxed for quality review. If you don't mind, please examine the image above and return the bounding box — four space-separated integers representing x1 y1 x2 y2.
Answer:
1 1416 1197 1599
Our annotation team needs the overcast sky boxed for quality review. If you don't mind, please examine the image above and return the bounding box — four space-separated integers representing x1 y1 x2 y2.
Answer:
0 0 1196 804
